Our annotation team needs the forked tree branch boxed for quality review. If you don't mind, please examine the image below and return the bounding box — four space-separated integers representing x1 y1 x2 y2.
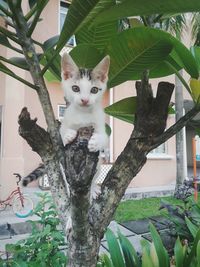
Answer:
90 78 175 233
18 107 70 228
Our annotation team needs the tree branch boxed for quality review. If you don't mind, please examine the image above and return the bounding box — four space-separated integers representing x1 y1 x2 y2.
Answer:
0 25 21 44
90 79 175 234
151 103 200 149
27 0 49 37
18 108 70 228
0 61 38 90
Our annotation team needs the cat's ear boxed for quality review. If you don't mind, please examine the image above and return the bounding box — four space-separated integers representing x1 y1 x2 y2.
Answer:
61 52 79 80
92 55 110 83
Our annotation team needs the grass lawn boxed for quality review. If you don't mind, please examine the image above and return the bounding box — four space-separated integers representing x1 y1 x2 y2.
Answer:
114 196 200 223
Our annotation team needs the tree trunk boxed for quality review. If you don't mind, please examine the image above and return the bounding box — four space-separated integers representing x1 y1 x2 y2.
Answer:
18 74 200 266
174 72 185 197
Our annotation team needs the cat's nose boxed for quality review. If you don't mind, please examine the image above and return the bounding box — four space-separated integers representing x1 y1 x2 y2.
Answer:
81 99 89 105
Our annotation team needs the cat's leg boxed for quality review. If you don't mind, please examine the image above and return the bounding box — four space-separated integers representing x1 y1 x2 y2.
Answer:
90 159 101 200
60 124 77 146
88 131 108 152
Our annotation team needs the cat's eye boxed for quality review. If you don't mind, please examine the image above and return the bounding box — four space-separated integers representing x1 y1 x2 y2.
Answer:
72 85 80 93
90 87 99 94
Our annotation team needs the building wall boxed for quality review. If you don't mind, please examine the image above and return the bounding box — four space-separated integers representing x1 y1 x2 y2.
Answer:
1 0 190 198
111 77 177 188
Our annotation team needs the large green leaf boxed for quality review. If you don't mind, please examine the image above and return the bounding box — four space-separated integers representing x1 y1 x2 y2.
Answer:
105 97 136 124
41 48 61 81
105 228 126 267
107 27 173 88
76 20 118 52
93 0 200 25
118 230 141 267
174 237 185 267
105 96 174 124
191 46 200 71
107 27 198 88
69 44 103 68
56 0 113 52
149 223 170 267
183 228 200 266
141 239 155 267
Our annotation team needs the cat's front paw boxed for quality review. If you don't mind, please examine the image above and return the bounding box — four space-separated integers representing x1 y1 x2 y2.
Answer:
88 133 107 152
62 129 77 146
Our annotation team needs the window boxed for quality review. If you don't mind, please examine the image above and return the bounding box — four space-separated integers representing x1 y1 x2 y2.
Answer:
151 143 166 154
60 1 75 46
147 142 172 159
58 104 66 121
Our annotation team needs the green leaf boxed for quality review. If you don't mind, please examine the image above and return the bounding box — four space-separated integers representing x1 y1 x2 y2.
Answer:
56 0 113 52
105 123 112 136
105 228 126 267
0 0 9 16
0 33 10 47
41 49 61 81
141 239 155 267
191 46 200 72
9 57 29 71
184 228 200 266
76 20 118 52
44 69 60 82
197 241 200 267
106 27 173 88
28 0 37 9
100 254 114 267
70 44 103 69
43 35 60 51
105 97 136 124
149 223 170 267
93 0 200 25
106 27 198 87
185 217 198 238
118 230 141 267
174 237 185 267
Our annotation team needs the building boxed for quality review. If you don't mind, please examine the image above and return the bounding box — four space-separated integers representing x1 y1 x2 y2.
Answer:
0 1 195 199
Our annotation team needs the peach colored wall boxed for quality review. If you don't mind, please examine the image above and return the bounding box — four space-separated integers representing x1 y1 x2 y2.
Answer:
1 1 193 197
0 1 64 198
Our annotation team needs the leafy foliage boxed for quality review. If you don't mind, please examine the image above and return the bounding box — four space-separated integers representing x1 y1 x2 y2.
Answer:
93 0 200 25
0 193 67 267
160 197 200 241
98 224 200 267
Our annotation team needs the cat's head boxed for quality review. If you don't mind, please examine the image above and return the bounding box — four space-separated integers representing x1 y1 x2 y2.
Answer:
61 53 110 108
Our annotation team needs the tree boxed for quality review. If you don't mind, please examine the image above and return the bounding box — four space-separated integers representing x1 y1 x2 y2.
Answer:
1 0 200 266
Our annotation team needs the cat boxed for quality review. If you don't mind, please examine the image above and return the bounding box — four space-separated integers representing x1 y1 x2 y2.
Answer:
22 54 110 189
60 52 110 152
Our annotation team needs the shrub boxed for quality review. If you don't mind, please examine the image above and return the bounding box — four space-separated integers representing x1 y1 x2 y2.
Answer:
0 193 67 267
98 224 200 267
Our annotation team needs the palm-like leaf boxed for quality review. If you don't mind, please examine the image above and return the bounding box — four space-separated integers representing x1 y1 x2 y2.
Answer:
106 27 199 88
56 0 113 52
76 20 118 52
93 0 200 25
191 13 200 46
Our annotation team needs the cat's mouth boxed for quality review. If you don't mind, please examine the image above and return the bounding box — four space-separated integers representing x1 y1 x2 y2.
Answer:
80 102 90 107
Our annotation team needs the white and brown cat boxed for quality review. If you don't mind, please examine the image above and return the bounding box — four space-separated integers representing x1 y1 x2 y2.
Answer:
60 53 110 232
60 52 110 152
